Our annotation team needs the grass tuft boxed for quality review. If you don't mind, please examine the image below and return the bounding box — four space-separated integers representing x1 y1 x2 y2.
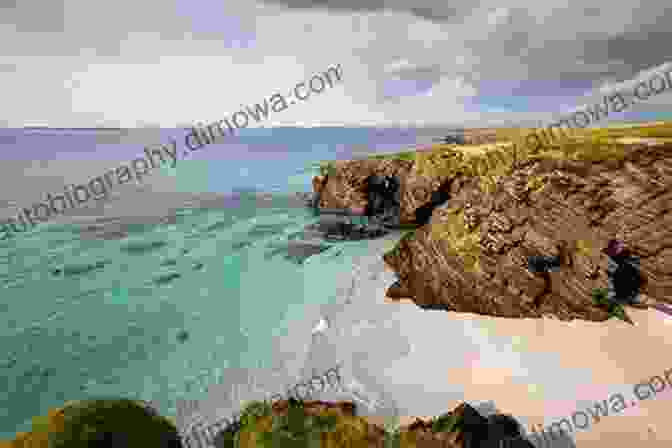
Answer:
319 161 338 177
430 207 482 273
412 122 672 272
591 287 632 323
368 150 417 161
429 411 463 433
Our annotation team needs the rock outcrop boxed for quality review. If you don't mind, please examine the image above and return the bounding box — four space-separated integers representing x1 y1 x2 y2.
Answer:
395 403 536 448
315 158 452 226
2 399 180 448
7 399 538 448
221 399 533 448
313 141 672 322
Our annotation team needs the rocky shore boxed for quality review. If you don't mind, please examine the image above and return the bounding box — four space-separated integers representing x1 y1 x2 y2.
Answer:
311 139 671 321
5 132 670 448
215 399 540 448
4 395 548 448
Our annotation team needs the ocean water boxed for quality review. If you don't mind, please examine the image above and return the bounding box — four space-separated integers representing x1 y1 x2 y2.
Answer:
0 126 433 437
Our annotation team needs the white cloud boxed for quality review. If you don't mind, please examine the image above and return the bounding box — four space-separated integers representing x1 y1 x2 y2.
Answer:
2 0 671 127
487 7 510 27
424 76 478 99
383 59 414 74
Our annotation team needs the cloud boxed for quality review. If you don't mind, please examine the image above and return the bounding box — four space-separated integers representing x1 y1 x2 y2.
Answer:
486 7 510 27
2 0 672 127
255 0 478 23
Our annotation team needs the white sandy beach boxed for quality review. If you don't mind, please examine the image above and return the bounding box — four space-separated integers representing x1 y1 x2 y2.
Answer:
268 232 672 448
182 231 672 447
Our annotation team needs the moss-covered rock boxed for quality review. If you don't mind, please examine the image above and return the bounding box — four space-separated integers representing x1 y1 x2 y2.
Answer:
11 398 183 448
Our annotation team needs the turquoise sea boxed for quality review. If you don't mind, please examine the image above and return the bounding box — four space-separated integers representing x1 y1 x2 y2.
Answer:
0 126 437 437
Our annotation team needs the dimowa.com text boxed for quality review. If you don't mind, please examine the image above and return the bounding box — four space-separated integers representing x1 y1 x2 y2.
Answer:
502 366 672 447
0 63 343 241
178 364 344 448
459 62 672 173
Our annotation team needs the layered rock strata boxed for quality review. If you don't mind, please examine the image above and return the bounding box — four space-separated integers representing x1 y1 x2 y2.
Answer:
313 142 672 321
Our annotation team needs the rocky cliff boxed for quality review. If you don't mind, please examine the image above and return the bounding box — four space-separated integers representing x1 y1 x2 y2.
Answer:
313 139 671 322
314 158 453 225
224 399 532 448
4 399 533 448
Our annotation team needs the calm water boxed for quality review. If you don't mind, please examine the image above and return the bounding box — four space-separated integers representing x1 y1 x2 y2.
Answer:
0 127 433 436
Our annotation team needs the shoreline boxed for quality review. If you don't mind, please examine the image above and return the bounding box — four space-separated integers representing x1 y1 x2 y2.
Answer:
178 130 671 445
276 229 672 447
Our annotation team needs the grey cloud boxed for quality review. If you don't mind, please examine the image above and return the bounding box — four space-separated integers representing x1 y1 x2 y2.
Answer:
258 0 480 23
0 1 65 33
580 30 672 81
383 2 672 113
374 63 447 103
1 0 194 59
5 0 672 127
391 64 444 80
408 6 463 22
479 4 672 84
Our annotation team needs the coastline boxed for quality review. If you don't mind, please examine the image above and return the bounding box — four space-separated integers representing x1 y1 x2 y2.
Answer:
5 128 670 445
176 130 671 446
273 228 672 447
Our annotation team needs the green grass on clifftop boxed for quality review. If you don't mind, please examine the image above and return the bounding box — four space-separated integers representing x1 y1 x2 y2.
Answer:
366 150 417 161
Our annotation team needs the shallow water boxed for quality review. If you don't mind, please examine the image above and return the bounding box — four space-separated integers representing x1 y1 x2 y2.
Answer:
0 127 427 437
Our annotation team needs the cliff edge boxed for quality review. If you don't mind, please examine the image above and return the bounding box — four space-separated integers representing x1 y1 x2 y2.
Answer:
313 135 671 322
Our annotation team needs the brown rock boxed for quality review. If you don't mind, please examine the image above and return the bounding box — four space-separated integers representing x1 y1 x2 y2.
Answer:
386 280 412 299
299 142 672 323
312 175 328 195
254 400 389 448
381 143 672 321
312 158 452 225
270 399 356 417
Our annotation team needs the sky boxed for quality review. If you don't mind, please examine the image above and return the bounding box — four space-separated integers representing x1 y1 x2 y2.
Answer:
1 0 672 128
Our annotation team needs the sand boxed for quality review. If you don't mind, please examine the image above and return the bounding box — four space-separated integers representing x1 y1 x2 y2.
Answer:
279 233 672 448
183 230 672 447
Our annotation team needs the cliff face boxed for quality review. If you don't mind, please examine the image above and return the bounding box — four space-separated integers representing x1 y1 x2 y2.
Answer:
314 142 672 322
315 158 452 225
231 399 528 448
7 399 532 448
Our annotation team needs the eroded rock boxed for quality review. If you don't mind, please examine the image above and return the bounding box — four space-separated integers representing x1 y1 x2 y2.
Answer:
315 143 672 322
314 159 453 225
384 143 672 321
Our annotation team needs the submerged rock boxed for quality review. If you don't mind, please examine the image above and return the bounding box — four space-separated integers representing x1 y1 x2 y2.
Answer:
153 272 181 285
264 241 331 265
247 223 291 238
301 215 389 242
122 240 167 255
231 240 253 251
176 329 189 343
192 262 204 271
329 249 343 258
52 260 109 277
